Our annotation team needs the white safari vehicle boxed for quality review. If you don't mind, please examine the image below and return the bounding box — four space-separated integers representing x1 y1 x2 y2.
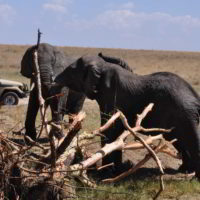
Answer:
0 79 29 105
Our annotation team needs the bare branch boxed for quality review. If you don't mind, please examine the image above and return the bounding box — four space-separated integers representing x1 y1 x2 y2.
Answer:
119 108 165 174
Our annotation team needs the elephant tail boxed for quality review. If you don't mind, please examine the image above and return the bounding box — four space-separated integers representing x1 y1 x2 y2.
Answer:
98 52 133 72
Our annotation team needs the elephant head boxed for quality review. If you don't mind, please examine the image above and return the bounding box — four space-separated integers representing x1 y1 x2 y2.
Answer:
55 55 103 100
20 43 58 88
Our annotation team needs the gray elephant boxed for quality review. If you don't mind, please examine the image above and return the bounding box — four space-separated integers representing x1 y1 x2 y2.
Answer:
54 55 200 179
20 43 86 140
20 43 132 141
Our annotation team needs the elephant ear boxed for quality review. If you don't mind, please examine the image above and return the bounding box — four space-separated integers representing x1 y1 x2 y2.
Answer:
83 59 101 100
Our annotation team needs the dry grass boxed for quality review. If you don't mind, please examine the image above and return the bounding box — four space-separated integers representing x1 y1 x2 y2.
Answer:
1 44 200 90
61 46 200 91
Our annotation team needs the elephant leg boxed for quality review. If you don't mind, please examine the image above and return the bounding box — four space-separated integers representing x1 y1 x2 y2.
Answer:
49 87 69 139
101 140 122 168
100 111 124 168
172 140 195 173
100 115 134 176
163 130 195 173
66 90 85 124
188 126 200 179
25 87 39 140
175 120 200 179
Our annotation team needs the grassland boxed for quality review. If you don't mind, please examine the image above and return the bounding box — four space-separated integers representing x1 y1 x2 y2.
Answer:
0 44 200 199
1 44 200 89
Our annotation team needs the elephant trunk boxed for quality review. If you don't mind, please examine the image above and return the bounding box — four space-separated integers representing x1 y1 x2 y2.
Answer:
21 45 55 93
39 64 52 85
39 64 56 97
54 70 67 87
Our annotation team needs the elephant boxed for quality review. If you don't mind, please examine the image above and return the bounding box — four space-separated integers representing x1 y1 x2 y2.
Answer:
20 43 86 140
54 55 200 179
20 43 132 141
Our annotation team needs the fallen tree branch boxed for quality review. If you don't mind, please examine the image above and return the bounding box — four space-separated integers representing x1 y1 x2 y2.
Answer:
102 139 176 183
37 111 86 168
62 104 171 180
92 112 121 135
33 49 56 178
119 104 164 175
125 137 179 159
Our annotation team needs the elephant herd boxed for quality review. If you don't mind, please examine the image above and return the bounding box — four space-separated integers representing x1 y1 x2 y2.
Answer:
20 43 200 180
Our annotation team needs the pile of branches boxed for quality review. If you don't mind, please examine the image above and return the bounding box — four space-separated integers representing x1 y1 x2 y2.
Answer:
0 50 180 200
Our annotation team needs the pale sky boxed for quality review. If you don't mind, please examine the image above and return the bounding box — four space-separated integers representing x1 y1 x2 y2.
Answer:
1 0 200 51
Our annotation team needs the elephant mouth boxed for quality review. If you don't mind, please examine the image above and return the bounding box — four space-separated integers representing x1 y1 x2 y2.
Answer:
92 85 98 95
85 85 99 100
86 92 97 100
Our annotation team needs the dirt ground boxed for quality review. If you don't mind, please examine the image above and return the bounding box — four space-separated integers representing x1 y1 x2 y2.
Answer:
18 97 29 105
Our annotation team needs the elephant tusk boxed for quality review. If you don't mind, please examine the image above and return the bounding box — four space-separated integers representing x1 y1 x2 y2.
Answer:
51 82 59 86
93 85 98 94
30 80 35 91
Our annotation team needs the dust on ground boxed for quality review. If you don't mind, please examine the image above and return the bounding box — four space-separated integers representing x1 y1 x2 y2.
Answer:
18 97 29 105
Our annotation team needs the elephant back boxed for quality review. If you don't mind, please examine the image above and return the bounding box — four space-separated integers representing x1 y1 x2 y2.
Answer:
52 49 78 76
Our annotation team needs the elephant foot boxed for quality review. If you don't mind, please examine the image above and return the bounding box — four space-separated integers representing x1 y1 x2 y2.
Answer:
25 131 37 141
114 160 134 176
97 166 115 180
195 170 200 181
178 163 195 174
99 157 134 179
96 160 134 181
54 131 64 140
24 132 37 145
50 127 64 140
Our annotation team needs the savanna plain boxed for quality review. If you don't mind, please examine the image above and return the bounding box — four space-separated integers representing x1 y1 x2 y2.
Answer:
0 44 200 199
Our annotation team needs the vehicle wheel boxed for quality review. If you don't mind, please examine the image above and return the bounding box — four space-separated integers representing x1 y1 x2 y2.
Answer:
2 92 19 105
